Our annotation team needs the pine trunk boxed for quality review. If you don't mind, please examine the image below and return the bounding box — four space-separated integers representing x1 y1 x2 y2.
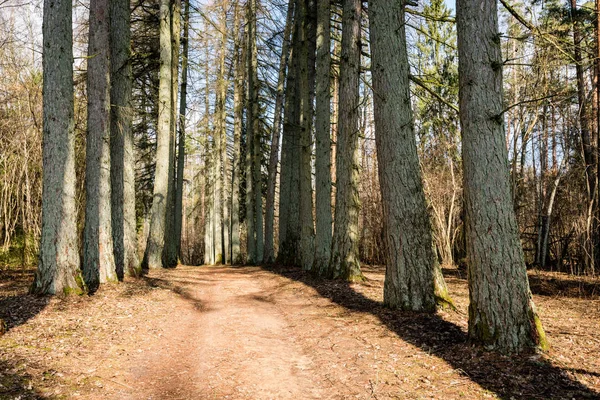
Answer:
313 0 332 275
457 0 547 352
327 0 362 281
110 0 140 280
174 0 190 262
264 0 294 264
163 0 181 268
32 0 82 295
83 0 117 291
142 0 172 270
369 0 450 311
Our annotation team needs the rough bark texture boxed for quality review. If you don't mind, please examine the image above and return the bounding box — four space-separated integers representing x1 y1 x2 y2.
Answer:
250 0 264 263
457 0 547 352
369 0 450 311
299 0 316 271
327 0 362 281
264 0 294 264
163 0 181 268
231 7 245 264
174 0 190 262
83 0 118 292
32 0 82 295
313 0 332 275
110 0 140 280
142 0 172 270
277 0 301 266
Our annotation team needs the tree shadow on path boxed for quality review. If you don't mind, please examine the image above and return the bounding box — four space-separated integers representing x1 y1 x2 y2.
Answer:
265 266 600 400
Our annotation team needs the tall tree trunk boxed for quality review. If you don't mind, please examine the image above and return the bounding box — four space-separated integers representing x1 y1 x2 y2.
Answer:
213 1 229 264
246 0 262 263
163 0 181 267
32 0 82 295
327 0 362 281
369 0 451 311
299 0 316 271
457 0 546 352
142 0 172 270
231 6 245 264
245 12 256 264
110 0 140 280
83 0 117 291
264 0 294 264
313 0 332 274
277 0 301 265
174 0 190 262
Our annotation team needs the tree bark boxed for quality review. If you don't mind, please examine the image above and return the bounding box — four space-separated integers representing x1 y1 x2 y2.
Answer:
83 0 118 291
32 0 82 295
110 0 140 280
264 0 294 264
174 0 190 262
369 0 451 311
142 0 172 270
327 0 362 281
313 0 332 275
163 0 181 268
457 0 547 352
231 5 245 264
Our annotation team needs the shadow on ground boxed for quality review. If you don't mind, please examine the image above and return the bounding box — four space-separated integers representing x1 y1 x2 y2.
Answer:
0 268 49 331
0 359 45 399
265 265 600 400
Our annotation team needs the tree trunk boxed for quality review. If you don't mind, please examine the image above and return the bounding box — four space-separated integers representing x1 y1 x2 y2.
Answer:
369 0 451 311
163 0 181 268
327 0 362 281
231 6 245 264
277 0 301 266
299 0 316 271
245 11 256 264
174 0 190 263
110 0 140 280
264 0 294 264
83 0 118 291
142 0 172 270
457 0 547 352
313 0 332 275
32 0 82 295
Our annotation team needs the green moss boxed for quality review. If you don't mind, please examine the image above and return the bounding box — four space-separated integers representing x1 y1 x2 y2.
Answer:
434 286 456 311
532 313 549 351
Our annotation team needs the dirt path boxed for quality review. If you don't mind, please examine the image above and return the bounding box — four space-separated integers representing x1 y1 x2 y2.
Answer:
136 267 323 399
1 265 599 399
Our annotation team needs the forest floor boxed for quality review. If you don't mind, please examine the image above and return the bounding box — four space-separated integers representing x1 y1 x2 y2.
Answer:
0 264 599 400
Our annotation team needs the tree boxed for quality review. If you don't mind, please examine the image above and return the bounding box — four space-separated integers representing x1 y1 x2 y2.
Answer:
369 0 451 311
174 0 190 263
110 0 141 279
327 0 362 281
457 0 547 352
264 0 294 264
142 0 172 270
83 0 118 291
313 0 332 274
31 0 82 295
164 0 181 268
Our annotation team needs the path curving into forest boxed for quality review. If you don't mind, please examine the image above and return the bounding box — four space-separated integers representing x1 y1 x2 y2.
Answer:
135 266 324 399
1 265 599 399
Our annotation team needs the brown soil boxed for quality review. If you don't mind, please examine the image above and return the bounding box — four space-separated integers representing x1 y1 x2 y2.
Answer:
0 265 599 399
